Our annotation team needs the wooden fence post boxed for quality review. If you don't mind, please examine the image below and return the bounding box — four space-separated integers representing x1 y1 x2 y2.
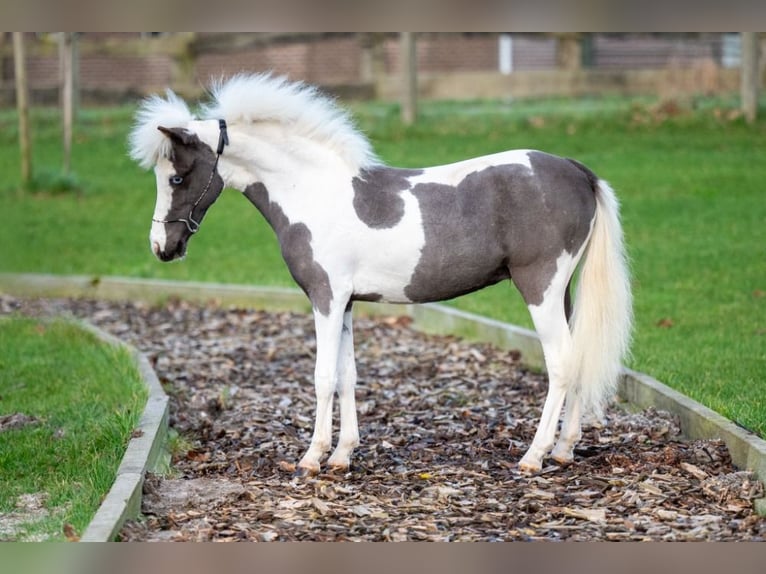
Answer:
400 32 417 125
60 32 77 176
12 32 32 188
741 32 759 123
555 33 583 71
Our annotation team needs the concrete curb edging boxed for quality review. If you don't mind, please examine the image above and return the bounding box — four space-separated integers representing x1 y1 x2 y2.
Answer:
0 273 313 314
75 322 169 542
1 272 764 521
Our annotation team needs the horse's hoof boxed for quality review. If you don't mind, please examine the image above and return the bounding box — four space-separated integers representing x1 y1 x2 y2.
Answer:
294 463 320 477
550 454 574 466
518 459 542 475
550 443 575 466
327 462 350 474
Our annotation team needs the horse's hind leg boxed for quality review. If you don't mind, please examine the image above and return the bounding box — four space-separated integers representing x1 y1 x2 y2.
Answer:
551 279 582 465
550 388 582 464
513 257 576 473
518 296 572 472
327 307 360 471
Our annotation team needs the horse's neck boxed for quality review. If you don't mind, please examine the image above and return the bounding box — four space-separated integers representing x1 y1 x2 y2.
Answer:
221 126 361 245
220 126 355 195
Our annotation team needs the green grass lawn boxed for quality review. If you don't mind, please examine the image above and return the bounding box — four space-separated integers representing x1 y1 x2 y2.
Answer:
0 94 764 439
0 317 146 541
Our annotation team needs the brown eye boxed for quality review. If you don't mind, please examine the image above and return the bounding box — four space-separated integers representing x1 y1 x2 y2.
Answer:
169 175 183 186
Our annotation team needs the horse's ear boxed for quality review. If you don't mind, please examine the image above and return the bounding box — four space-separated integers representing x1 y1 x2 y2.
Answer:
158 126 199 147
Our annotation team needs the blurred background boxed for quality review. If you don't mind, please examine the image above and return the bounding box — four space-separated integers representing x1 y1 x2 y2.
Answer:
0 32 760 110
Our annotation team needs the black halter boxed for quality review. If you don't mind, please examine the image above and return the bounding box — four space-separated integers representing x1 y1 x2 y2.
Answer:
153 119 229 234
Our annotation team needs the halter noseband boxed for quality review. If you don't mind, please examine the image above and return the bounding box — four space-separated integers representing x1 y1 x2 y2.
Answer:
153 119 229 234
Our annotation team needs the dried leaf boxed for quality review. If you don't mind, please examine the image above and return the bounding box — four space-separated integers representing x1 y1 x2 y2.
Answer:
434 486 461 500
260 531 278 542
527 489 556 500
562 507 607 523
656 509 678 521
352 505 372 517
312 497 330 515
640 480 664 496
469 349 487 362
680 462 708 481
63 523 80 542
279 498 311 510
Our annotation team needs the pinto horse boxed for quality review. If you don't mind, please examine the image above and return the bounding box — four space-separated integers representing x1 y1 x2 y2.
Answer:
129 73 632 475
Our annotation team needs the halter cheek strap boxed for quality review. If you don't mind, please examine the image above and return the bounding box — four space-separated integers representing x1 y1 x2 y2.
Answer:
153 119 229 234
216 119 229 154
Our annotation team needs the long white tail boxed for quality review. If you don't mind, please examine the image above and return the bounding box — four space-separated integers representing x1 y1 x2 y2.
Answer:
569 179 633 420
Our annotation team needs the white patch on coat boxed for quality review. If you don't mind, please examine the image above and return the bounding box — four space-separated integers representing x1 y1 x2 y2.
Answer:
344 190 425 302
149 159 174 254
406 149 533 186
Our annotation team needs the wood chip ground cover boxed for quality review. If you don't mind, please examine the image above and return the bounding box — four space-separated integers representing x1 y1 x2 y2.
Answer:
2 296 764 541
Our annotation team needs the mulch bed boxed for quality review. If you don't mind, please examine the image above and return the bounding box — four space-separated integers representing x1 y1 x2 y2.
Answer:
2 295 764 541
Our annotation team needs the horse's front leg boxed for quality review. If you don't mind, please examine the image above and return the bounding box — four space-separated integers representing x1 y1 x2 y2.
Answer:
327 307 359 471
296 301 346 476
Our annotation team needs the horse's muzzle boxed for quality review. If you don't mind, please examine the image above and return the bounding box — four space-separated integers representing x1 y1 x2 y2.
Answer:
152 240 186 262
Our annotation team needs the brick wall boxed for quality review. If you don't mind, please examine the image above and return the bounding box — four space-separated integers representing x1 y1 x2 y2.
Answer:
22 52 172 92
593 34 722 69
26 56 59 88
80 55 172 90
195 36 361 85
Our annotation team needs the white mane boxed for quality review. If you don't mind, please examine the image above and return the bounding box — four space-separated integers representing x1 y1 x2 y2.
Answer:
129 73 379 171
129 90 195 169
201 73 379 170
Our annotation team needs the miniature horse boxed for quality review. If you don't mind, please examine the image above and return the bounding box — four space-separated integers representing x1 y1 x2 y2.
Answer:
129 73 632 475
